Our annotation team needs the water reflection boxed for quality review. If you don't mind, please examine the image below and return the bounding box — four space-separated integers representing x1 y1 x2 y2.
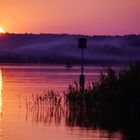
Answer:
25 92 64 125
0 69 2 116
0 65 128 140
0 69 2 140
25 89 140 140
25 92 123 139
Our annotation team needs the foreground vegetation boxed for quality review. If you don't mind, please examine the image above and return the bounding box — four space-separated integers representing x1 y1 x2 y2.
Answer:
26 63 140 139
65 63 140 103
64 63 140 139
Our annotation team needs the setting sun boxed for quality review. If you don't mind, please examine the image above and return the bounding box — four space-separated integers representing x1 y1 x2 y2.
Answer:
0 27 5 33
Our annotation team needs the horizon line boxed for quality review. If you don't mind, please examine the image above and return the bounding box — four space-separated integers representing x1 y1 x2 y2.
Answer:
1 32 140 37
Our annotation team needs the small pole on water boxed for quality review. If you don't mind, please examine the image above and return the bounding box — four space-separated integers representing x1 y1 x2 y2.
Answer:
78 38 87 93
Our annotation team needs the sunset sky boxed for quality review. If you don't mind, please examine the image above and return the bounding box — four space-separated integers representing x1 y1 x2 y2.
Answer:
0 0 140 35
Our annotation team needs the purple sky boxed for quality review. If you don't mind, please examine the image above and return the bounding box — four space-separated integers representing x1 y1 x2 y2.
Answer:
1 0 140 35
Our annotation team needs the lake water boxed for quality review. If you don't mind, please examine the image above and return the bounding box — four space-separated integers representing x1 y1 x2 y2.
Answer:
0 65 123 140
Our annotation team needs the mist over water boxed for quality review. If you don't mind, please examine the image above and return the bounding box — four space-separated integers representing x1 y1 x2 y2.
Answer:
0 34 140 64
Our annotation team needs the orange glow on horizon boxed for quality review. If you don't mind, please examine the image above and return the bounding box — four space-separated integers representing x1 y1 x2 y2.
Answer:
0 27 5 33
1 0 140 35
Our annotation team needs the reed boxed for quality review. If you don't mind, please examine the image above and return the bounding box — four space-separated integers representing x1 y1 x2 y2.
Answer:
25 63 140 138
25 91 64 124
64 63 140 138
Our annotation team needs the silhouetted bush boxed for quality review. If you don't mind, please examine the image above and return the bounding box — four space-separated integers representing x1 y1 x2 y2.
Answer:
64 63 140 138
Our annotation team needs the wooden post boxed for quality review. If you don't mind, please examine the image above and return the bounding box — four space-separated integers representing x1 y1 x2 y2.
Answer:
78 38 87 93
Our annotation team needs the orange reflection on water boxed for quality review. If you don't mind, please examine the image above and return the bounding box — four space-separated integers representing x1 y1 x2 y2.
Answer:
0 69 2 140
0 65 123 140
0 69 2 116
